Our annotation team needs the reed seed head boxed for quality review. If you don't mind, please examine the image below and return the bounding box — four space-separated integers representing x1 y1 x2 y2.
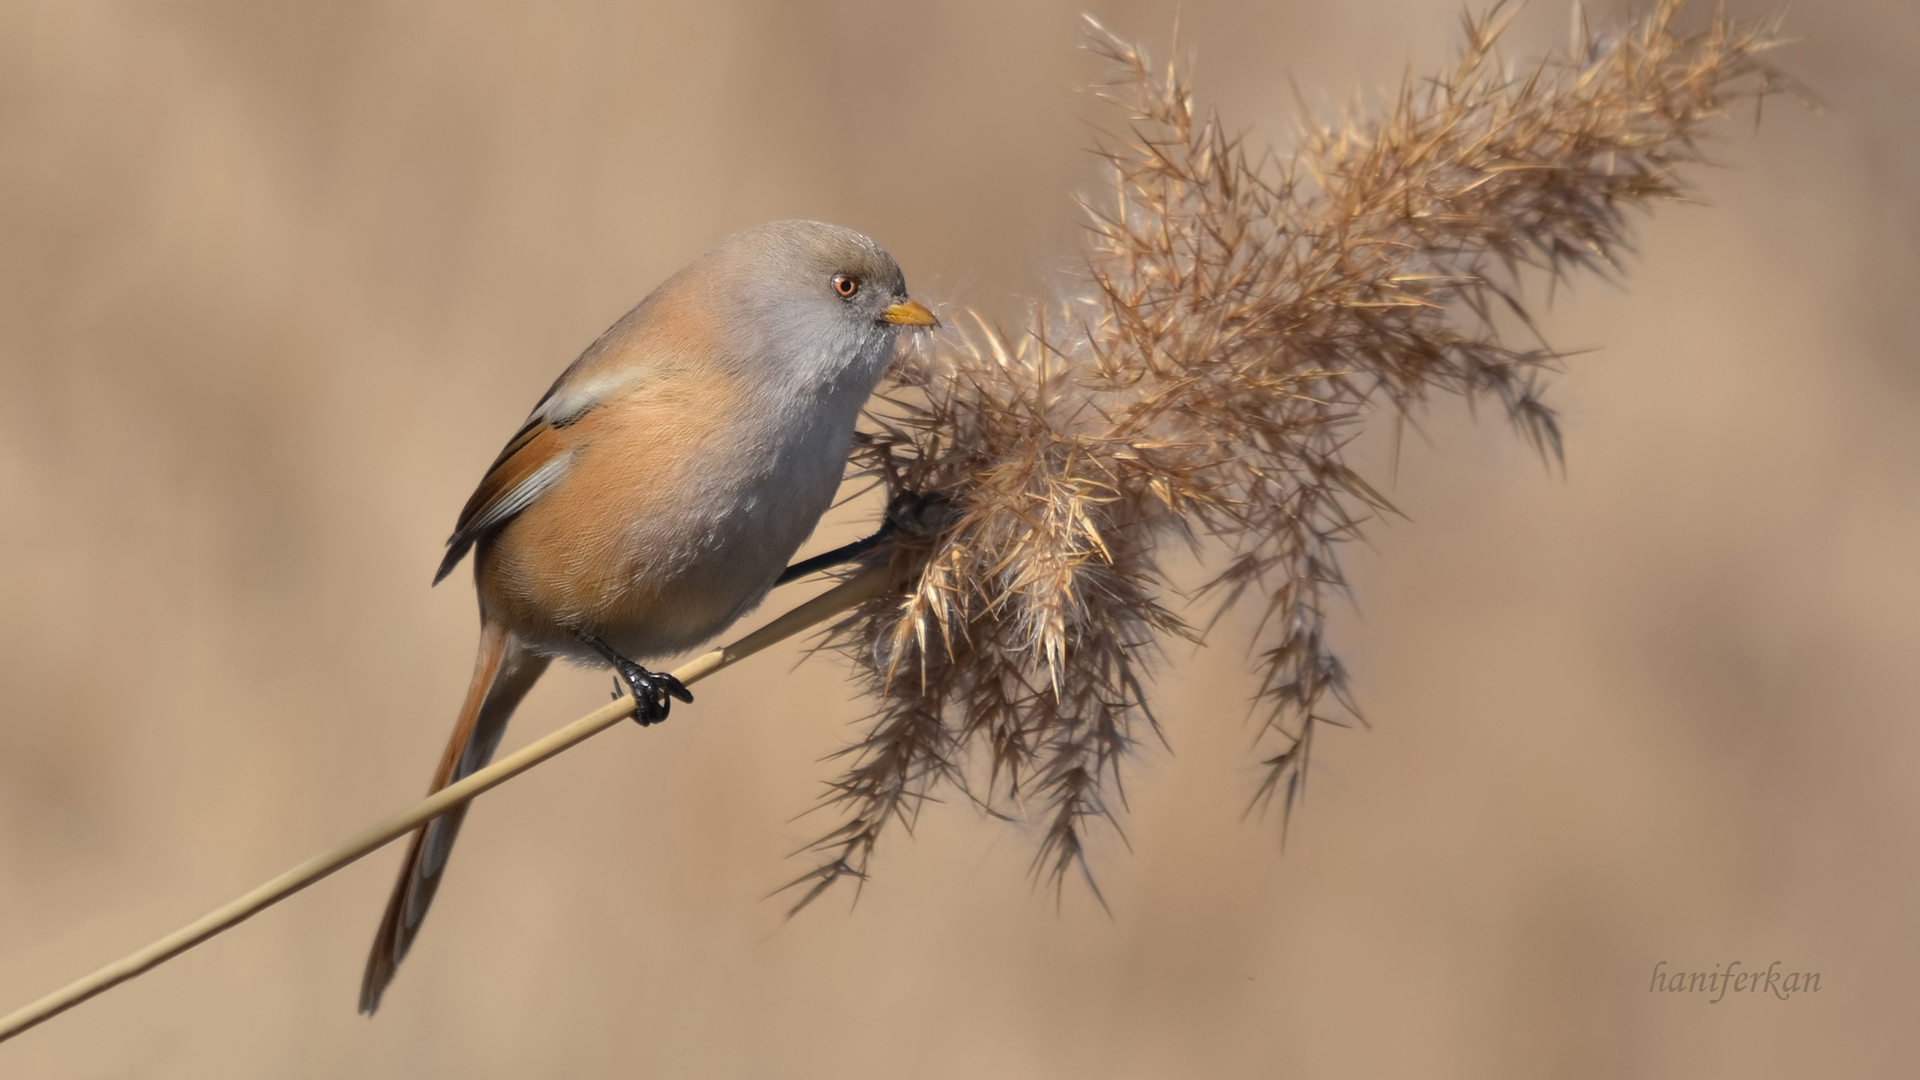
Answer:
786 0 1799 913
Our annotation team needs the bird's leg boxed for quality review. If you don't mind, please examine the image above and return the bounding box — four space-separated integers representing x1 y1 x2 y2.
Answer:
773 520 896 587
773 490 951 588
583 636 692 726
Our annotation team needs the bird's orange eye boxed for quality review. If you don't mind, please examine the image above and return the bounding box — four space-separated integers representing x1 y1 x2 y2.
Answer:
832 273 858 298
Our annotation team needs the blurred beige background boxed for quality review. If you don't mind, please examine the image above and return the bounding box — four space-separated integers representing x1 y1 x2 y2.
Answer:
2 0 1915 1075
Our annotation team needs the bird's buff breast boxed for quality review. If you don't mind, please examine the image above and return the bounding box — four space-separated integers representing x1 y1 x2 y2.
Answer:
475 377 851 663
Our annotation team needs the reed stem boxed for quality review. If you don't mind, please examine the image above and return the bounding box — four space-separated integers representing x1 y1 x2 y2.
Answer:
0 562 898 1044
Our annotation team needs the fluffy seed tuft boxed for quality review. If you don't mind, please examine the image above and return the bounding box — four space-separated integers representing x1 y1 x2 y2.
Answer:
787 1 1799 912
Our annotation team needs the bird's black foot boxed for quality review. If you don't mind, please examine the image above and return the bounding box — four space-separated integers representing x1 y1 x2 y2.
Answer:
585 637 691 726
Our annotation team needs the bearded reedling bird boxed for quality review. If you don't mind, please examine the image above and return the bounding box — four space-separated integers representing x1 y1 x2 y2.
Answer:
359 220 937 1014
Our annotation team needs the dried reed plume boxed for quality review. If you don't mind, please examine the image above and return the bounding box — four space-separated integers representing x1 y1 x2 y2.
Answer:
785 1 1797 911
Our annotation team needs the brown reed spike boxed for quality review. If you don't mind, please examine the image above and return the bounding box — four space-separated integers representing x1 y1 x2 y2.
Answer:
792 0 1799 911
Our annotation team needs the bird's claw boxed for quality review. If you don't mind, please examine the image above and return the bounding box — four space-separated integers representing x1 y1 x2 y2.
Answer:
583 634 692 726
609 658 692 726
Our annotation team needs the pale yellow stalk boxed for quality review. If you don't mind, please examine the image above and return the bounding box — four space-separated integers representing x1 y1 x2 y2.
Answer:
0 562 899 1045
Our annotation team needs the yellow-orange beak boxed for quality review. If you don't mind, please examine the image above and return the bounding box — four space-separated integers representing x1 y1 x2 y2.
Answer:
879 299 939 328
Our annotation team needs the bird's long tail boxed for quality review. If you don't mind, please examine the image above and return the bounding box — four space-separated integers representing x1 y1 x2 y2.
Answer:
359 617 550 1014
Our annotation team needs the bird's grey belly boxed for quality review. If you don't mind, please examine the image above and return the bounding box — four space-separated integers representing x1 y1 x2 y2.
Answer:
589 429 847 663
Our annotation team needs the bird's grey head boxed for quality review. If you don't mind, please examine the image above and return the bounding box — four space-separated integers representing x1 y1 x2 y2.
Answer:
700 220 936 394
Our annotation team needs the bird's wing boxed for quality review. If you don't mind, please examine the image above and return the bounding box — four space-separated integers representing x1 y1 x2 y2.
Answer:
432 417 573 584
432 300 667 584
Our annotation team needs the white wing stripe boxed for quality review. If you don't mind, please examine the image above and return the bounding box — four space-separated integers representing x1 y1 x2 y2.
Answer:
464 452 571 539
